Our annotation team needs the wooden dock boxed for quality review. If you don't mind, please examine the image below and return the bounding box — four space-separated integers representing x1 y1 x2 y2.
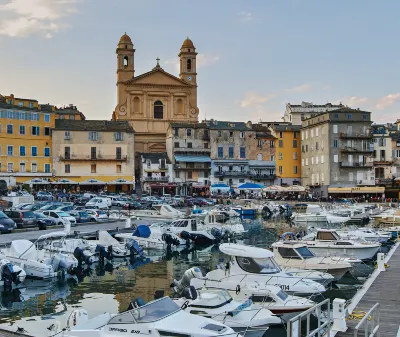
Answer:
336 243 400 337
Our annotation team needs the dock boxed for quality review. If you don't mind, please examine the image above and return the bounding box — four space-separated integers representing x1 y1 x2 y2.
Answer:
335 242 400 337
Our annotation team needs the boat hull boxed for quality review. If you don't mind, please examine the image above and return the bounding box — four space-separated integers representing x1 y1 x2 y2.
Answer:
308 246 380 261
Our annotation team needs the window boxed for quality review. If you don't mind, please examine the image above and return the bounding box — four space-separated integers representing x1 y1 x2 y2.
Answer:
229 131 233 137
44 147 50 157
279 140 283 147
44 114 50 122
7 124 13 134
154 100 163 119
305 131 308 139
19 125 25 135
270 140 275 148
18 102 23 107
31 113 39 121
44 164 51 173
91 147 96 160
333 113 339 119
240 132 244 138
114 132 123 141
88 131 99 141
187 171 193 179
293 131 297 139
65 164 70 173
218 146 223 158
44 127 50 136
311 157 314 165
187 129 192 137
204 142 209 149
333 140 338 148
187 142 192 148
349 172 353 181
174 142 179 148
311 129 314 138
306 144 308 152
228 146 234 158
279 166 283 174
31 163 37 173
116 165 122 173
316 142 319 150
64 147 70 160
19 163 26 172
362 113 368 120
20 146 25 156
116 147 122 159
257 140 262 147
240 147 246 159
333 125 338 134
187 58 192 71
229 165 233 171
305 158 308 166
347 113 352 120
279 152 283 160
316 128 319 137
293 152 297 160
91 164 96 173
270 155 275 161
321 155 324 163
293 166 298 174
218 130 222 137
301 131 304 140
316 156 319 164
293 140 297 148
31 146 37 156
7 163 13 172
279 131 283 138
65 131 71 140
174 128 179 137
333 154 338 162
31 126 40 136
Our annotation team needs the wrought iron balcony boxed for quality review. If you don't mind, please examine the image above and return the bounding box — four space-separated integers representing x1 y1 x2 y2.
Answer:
143 175 169 182
340 147 374 153
249 173 276 180
214 171 251 177
339 162 373 168
174 164 211 170
339 132 372 139
60 155 127 161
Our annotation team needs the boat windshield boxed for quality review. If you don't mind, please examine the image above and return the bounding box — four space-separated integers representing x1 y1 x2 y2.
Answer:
236 256 280 274
295 246 315 259
276 290 288 301
197 289 232 306
108 298 180 325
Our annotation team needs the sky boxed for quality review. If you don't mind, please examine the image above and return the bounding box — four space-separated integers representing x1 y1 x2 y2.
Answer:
0 0 399 123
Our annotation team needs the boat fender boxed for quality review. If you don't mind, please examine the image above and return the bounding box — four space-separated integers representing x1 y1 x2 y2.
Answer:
181 300 189 310
236 284 241 295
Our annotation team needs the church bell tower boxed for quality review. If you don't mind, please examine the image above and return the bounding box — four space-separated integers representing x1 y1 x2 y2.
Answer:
116 33 135 83
179 37 197 85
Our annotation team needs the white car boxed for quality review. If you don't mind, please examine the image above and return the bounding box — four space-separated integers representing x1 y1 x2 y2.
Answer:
13 203 34 210
86 209 108 222
42 210 77 226
85 197 111 210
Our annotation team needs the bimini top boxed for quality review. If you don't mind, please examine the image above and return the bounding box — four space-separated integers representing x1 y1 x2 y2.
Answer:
219 243 273 259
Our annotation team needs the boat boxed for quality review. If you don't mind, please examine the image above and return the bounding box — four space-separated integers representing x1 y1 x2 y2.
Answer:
301 229 381 260
272 240 352 281
130 204 184 219
291 204 350 226
59 296 241 337
43 238 98 264
232 200 257 216
189 243 326 296
171 268 315 322
0 259 26 289
172 287 282 336
167 218 217 245
88 231 133 258
204 210 245 235
336 228 391 243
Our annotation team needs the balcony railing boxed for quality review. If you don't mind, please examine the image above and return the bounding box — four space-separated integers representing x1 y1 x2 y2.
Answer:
339 132 372 139
339 162 373 168
174 164 211 170
60 155 127 161
174 147 210 152
143 176 169 181
214 171 251 177
249 173 276 180
340 147 374 153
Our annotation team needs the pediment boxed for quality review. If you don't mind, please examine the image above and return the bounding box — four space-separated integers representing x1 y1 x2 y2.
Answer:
125 67 190 87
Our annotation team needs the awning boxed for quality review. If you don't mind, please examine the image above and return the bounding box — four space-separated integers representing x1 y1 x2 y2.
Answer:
263 185 285 192
80 178 107 185
328 187 385 194
238 183 263 190
51 178 78 185
24 178 49 185
174 155 211 163
107 178 134 185
211 183 230 192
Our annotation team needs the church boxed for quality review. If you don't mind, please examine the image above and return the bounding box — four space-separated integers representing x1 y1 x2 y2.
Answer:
112 33 199 154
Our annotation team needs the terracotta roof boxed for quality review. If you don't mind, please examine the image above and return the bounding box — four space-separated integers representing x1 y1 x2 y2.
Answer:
119 33 132 44
54 119 134 132
181 37 195 49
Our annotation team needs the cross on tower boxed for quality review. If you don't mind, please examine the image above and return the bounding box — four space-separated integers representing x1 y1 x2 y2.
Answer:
156 57 160 66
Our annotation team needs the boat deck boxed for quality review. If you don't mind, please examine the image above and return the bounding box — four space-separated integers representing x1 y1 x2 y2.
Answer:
336 243 400 337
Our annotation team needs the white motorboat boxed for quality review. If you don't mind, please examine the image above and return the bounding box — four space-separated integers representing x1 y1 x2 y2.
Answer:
189 243 326 296
301 229 381 260
336 228 391 243
204 209 246 234
272 241 351 281
43 238 98 264
291 204 350 225
171 268 315 322
88 231 131 258
59 297 240 337
168 218 217 245
173 287 282 337
130 204 184 219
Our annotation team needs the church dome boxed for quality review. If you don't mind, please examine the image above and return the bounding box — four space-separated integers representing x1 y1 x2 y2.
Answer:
119 33 132 44
181 37 195 49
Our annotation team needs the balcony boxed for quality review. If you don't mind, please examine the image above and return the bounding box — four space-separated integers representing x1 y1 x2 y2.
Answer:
373 160 392 165
143 175 169 182
174 147 210 153
339 162 373 168
339 132 372 139
340 147 374 153
60 155 127 162
174 164 211 170
214 171 251 177
250 173 276 180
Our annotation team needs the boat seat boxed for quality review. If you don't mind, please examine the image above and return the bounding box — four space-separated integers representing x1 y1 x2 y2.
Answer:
70 313 112 330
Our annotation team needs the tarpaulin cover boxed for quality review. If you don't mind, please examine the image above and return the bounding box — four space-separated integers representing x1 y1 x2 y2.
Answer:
133 225 151 238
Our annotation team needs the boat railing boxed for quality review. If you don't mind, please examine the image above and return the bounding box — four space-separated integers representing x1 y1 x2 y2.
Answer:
353 302 380 337
287 298 331 337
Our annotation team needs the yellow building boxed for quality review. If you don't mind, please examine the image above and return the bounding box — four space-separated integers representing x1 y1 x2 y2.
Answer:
0 94 55 189
270 124 301 185
52 120 135 192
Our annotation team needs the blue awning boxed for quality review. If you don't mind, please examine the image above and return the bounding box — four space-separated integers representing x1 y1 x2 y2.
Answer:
174 155 211 163
238 183 264 190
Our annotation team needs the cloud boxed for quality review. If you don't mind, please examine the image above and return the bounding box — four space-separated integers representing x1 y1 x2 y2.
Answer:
0 0 80 38
240 91 275 109
376 93 400 110
164 53 220 73
238 11 253 22
343 96 369 107
285 83 312 93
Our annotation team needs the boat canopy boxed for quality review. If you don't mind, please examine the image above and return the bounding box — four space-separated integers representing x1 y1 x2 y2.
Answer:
219 243 273 258
98 231 120 246
10 240 37 259
133 225 151 238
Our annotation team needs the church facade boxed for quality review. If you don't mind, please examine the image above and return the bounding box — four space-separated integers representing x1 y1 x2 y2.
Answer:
112 33 199 154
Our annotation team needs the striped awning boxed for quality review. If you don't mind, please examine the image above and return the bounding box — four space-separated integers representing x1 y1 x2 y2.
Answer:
174 155 211 163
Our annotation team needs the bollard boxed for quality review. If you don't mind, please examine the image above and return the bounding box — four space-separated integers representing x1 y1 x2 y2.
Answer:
377 252 385 272
125 217 131 228
332 298 347 332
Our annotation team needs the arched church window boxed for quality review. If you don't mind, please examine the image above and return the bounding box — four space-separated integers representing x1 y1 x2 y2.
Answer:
133 97 140 113
154 100 163 119
123 56 128 68
175 99 184 115
187 59 192 72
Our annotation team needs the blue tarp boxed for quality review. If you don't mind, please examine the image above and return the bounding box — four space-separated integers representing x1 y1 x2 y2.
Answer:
238 183 263 190
133 225 151 238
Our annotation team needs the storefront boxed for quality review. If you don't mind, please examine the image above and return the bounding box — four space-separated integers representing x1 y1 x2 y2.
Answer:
328 186 385 198
148 183 177 196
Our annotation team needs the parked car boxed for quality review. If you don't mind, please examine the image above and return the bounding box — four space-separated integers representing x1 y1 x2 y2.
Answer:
85 197 111 210
39 203 64 211
122 200 143 210
41 210 76 226
4 210 38 229
0 212 16 233
54 205 75 212
83 193 97 199
33 212 56 230
74 197 90 206
36 191 53 201
86 210 108 222
113 198 129 207
69 211 91 223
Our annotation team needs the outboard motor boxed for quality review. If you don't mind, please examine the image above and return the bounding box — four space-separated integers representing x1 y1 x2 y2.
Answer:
180 231 192 246
211 227 222 242
2 263 15 292
181 285 198 300
162 233 180 247
95 244 113 264
125 239 144 258
261 206 272 218
171 267 203 295
73 247 91 265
